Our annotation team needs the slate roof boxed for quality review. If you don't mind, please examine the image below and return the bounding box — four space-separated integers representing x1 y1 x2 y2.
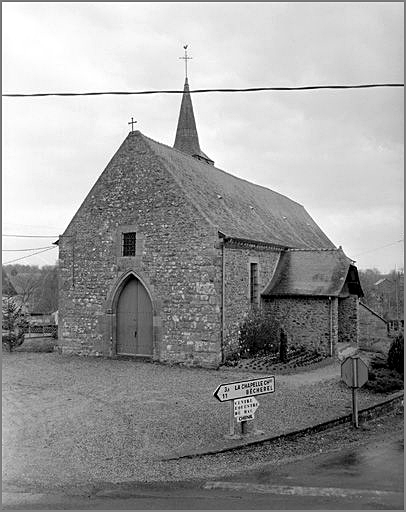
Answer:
173 78 214 165
140 132 335 249
261 247 362 297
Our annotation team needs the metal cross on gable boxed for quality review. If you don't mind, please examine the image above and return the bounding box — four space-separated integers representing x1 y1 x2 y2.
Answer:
128 117 137 131
179 44 192 78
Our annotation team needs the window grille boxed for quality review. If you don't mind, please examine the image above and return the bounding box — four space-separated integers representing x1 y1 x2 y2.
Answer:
250 262 259 305
122 232 136 256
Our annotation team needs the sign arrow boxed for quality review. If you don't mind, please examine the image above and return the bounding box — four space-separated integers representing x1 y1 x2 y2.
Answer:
213 376 275 402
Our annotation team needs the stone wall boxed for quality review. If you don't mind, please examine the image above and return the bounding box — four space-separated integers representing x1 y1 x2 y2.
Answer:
58 132 222 367
222 241 282 357
338 295 359 344
263 296 338 355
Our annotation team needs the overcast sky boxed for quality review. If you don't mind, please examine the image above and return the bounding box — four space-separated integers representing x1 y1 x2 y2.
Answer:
2 2 404 273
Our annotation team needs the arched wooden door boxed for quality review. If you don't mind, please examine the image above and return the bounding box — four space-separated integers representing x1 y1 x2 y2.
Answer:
116 275 153 356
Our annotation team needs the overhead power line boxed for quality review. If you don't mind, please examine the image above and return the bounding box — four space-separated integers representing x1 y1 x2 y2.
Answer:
2 246 53 252
2 246 57 265
2 83 404 98
355 239 404 257
3 246 57 265
2 234 58 238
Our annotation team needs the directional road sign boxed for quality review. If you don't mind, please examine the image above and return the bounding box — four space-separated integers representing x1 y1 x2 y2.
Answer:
341 355 368 388
234 397 259 422
213 376 275 402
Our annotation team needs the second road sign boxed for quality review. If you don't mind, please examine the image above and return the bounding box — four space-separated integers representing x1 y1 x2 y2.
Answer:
341 355 368 388
234 397 259 422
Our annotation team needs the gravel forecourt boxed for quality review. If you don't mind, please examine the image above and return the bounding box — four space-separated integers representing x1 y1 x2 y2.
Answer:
2 351 403 493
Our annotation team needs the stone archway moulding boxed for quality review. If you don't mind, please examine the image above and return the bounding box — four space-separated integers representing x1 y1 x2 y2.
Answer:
105 269 161 359
106 269 155 313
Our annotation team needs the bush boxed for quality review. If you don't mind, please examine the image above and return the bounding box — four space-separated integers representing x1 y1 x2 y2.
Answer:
369 352 388 370
364 367 403 393
238 308 281 359
387 333 404 375
2 297 28 352
2 332 24 352
364 350 404 393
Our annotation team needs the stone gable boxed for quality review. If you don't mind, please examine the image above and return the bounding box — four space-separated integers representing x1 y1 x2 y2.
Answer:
58 131 222 366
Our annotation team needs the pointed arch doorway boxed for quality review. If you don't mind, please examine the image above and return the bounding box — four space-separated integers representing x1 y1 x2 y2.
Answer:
116 275 153 357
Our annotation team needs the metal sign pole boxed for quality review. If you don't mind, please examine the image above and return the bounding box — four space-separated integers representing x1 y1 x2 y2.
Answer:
341 355 368 430
229 400 235 436
352 387 359 428
352 357 359 428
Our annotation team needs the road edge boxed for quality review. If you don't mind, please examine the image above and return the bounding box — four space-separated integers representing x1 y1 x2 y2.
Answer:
163 390 404 460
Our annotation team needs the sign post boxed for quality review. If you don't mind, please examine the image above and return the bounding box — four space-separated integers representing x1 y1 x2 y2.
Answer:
229 400 235 436
213 376 275 438
352 357 359 428
341 355 368 428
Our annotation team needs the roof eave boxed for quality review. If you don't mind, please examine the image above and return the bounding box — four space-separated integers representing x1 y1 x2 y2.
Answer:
219 232 290 250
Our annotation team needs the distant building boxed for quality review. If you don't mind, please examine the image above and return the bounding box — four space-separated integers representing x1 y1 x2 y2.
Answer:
387 316 404 337
373 273 404 326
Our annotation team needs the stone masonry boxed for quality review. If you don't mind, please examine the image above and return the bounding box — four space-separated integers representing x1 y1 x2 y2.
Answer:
263 296 339 356
59 132 222 367
222 240 282 356
338 295 359 344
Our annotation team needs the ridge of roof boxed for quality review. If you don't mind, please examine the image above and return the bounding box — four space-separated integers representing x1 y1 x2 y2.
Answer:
287 248 341 252
140 131 307 208
138 130 336 249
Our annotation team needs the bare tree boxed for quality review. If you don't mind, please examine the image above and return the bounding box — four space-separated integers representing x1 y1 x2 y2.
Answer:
10 271 41 311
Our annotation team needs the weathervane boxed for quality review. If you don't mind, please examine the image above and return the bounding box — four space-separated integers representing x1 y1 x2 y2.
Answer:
128 117 137 132
179 44 192 79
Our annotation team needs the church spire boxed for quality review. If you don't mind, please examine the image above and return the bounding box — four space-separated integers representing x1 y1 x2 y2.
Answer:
173 45 214 165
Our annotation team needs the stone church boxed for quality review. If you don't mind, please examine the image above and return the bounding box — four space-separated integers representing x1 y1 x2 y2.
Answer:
57 75 363 367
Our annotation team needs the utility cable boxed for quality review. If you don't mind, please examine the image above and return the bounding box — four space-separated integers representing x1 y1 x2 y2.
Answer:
2 83 404 97
2 246 53 252
2 234 58 238
2 246 57 265
354 239 404 257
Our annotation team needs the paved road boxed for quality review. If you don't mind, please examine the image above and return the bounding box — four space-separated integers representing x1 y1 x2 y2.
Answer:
3 432 403 510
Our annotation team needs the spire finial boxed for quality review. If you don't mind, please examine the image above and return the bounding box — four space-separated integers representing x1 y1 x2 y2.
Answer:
179 44 192 79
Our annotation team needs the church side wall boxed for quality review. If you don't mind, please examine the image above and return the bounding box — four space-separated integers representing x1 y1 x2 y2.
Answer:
338 296 359 344
222 243 281 358
58 132 222 367
263 297 339 356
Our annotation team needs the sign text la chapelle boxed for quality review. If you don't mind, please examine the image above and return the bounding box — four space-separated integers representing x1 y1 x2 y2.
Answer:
213 376 275 402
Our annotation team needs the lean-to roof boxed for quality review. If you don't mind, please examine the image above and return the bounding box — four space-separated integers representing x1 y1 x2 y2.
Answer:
262 248 363 297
